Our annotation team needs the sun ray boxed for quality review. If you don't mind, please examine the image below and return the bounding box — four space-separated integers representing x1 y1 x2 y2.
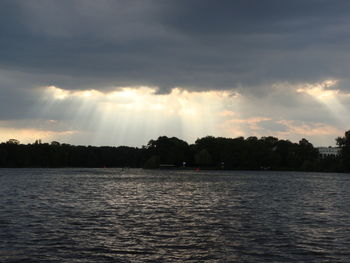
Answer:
296 79 350 129
27 85 242 145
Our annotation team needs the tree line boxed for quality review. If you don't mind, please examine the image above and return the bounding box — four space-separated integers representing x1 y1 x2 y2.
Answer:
1 131 350 172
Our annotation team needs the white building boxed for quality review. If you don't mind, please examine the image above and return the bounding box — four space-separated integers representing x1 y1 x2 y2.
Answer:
317 147 341 157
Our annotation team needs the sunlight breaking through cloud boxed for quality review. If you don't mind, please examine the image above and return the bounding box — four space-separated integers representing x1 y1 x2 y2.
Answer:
5 79 348 147
296 79 350 128
40 85 239 145
296 79 339 99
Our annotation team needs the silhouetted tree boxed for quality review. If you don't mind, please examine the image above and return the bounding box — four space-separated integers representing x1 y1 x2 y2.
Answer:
337 130 350 171
296 138 318 171
7 139 20 145
146 136 190 166
195 149 212 167
0 132 347 172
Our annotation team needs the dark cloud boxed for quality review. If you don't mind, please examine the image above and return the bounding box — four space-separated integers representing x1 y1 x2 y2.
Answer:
0 70 43 120
1 0 350 93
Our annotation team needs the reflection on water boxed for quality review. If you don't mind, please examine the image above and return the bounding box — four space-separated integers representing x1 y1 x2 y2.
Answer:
1 169 350 262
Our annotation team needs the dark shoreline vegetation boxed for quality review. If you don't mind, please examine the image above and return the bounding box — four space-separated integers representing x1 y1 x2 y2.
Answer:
1 130 350 172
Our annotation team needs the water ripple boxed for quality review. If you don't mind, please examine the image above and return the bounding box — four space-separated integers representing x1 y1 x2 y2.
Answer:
0 169 350 262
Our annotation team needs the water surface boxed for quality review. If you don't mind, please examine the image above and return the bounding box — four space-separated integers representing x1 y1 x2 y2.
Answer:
1 169 350 262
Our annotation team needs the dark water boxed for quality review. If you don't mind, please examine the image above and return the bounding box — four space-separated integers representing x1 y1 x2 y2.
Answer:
1 169 350 262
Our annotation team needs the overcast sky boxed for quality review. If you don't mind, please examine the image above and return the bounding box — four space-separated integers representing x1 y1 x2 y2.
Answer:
1 0 350 146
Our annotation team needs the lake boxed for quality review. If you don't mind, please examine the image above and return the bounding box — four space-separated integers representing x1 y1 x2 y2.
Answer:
0 169 350 262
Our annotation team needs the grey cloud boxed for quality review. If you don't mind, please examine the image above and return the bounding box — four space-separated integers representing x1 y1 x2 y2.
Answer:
1 0 350 93
0 70 43 120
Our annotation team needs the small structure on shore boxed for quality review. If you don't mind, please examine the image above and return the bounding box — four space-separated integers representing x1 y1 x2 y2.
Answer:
317 147 341 158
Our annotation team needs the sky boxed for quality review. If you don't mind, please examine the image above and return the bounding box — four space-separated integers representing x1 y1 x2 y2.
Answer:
1 0 350 147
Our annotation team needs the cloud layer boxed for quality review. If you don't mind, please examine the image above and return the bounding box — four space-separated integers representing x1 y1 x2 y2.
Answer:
1 1 350 146
2 0 350 91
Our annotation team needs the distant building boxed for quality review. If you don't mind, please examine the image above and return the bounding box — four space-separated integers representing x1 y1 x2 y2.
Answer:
317 147 341 157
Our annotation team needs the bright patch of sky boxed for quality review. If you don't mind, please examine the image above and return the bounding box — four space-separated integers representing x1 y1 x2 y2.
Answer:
1 79 347 146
